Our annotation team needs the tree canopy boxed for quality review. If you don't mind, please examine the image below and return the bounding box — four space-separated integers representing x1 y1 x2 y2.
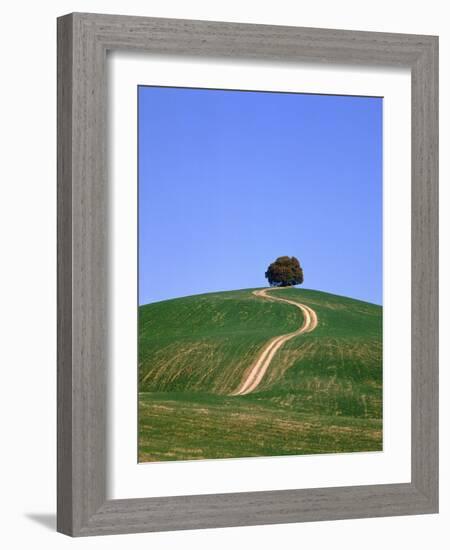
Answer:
265 256 304 287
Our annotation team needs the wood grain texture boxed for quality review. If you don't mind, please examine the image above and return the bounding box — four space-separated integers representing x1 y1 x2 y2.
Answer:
410 36 439 507
57 12 439 536
57 13 73 535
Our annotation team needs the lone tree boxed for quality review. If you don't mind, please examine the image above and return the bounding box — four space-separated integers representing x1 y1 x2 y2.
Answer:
265 256 304 287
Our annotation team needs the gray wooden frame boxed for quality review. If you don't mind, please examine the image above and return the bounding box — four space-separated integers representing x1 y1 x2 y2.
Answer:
57 12 438 537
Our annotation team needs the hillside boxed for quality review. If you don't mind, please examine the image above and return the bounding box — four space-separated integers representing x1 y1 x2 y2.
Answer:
139 288 382 461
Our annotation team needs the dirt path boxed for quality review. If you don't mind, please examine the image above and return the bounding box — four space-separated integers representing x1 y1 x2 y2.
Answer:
230 288 318 396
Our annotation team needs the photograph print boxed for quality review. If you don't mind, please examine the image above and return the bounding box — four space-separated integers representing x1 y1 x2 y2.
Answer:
138 86 383 462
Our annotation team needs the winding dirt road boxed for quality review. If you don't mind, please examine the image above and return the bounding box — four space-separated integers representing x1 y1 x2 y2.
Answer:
230 288 318 396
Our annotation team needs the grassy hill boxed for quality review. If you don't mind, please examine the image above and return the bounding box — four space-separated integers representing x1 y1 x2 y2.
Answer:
139 288 382 462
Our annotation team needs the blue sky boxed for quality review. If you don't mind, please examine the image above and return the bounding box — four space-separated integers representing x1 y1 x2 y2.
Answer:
139 86 382 305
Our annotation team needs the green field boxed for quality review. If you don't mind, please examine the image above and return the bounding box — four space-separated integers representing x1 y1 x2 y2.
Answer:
139 288 382 461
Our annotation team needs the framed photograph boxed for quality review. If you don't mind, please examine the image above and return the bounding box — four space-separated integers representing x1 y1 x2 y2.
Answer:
57 13 438 536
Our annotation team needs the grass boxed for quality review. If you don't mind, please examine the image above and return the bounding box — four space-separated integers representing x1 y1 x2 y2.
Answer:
139 288 382 462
